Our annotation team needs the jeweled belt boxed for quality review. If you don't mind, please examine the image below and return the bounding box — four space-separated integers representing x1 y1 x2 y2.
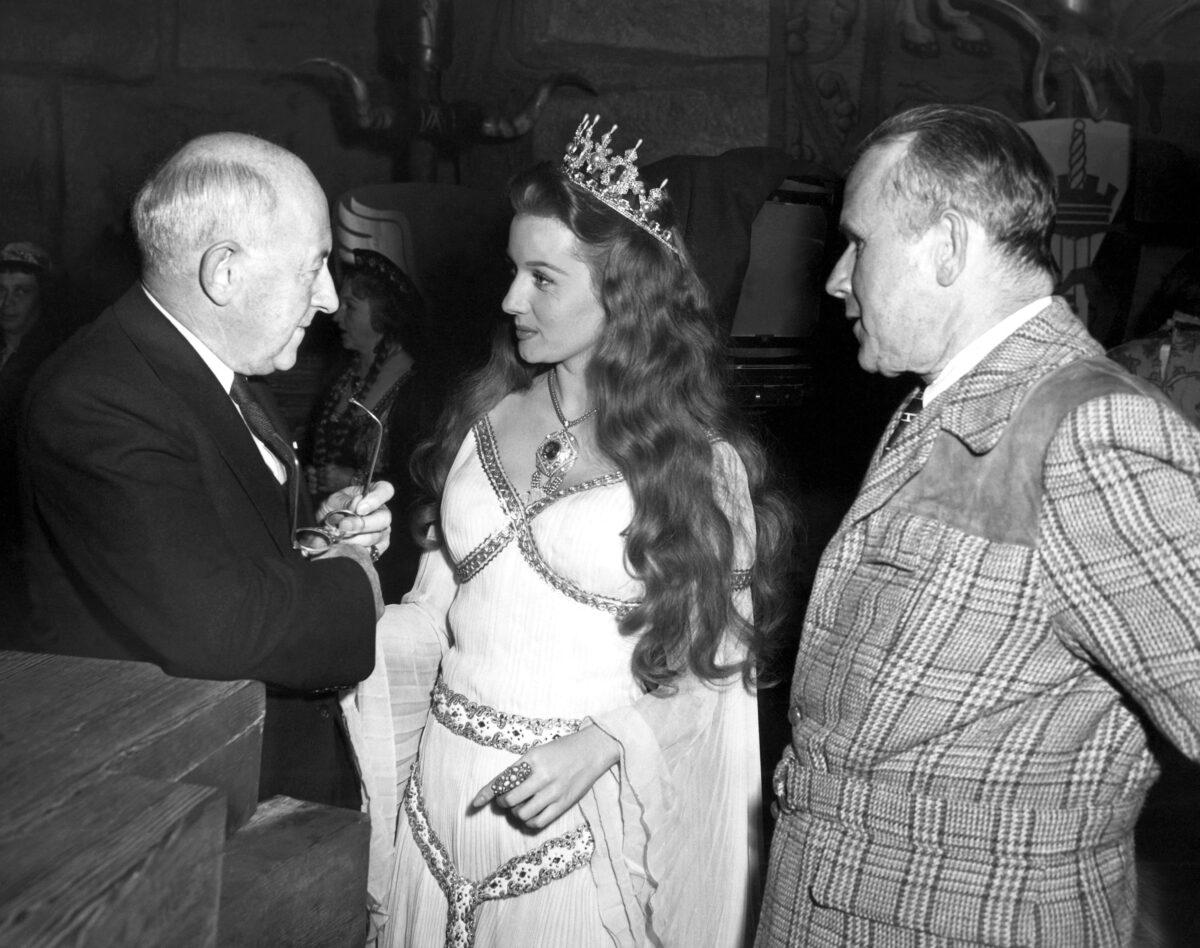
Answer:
408 679 595 946
430 675 584 754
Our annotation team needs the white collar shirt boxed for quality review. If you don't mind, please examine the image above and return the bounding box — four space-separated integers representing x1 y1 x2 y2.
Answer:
924 296 1053 407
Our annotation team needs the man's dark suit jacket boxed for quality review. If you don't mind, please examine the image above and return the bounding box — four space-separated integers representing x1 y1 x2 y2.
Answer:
19 284 377 808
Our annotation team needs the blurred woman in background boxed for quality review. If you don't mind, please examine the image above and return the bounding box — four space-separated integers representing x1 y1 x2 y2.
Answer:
306 248 430 599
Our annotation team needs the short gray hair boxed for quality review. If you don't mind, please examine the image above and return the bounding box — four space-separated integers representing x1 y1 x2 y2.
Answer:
131 133 283 277
857 104 1059 278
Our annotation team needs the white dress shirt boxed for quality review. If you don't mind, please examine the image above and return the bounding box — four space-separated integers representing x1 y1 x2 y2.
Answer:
924 296 1053 407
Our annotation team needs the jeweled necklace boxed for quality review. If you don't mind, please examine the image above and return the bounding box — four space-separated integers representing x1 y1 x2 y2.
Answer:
310 342 394 469
530 372 597 495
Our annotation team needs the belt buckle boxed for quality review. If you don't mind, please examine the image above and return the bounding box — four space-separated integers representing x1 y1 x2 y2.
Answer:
772 746 797 815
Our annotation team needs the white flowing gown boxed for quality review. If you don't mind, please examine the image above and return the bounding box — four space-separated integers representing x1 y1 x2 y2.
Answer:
344 414 763 947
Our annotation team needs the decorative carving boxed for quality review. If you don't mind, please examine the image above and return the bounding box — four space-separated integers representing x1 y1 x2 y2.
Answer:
779 0 1199 165
960 0 1200 121
784 0 865 164
1024 117 1128 332
896 0 992 58
300 0 594 181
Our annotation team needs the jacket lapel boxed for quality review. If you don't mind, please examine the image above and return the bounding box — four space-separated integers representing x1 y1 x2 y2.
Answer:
843 299 1102 528
842 395 937 527
111 287 296 556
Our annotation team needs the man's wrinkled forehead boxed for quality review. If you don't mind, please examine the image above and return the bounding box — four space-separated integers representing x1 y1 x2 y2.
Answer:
854 138 911 196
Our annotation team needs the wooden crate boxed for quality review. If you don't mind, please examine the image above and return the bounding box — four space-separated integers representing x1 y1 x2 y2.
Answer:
0 774 225 946
0 650 369 947
0 650 263 833
219 795 369 947
0 650 261 945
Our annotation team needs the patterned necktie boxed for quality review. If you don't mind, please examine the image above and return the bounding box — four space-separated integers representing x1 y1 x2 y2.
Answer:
229 374 297 475
884 388 924 452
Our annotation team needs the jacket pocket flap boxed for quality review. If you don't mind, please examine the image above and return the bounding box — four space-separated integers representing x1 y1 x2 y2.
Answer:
807 823 1043 946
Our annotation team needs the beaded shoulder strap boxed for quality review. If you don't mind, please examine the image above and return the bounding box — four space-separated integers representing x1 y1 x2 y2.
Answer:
456 418 752 607
448 418 638 617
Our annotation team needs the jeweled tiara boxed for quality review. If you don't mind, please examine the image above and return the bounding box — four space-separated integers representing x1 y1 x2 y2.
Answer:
561 114 678 255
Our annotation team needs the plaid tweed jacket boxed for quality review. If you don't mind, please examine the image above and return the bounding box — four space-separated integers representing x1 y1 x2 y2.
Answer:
758 299 1200 947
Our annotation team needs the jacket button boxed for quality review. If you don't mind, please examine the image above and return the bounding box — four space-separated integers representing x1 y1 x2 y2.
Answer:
787 705 801 726
319 706 331 719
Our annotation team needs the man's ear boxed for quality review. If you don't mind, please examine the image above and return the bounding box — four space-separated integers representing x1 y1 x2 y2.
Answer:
199 241 240 306
932 210 968 287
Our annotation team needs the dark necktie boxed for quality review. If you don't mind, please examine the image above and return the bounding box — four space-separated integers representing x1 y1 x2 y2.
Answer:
229 373 297 479
884 388 924 452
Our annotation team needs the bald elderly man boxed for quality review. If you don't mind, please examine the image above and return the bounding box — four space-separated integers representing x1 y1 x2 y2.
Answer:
20 133 392 808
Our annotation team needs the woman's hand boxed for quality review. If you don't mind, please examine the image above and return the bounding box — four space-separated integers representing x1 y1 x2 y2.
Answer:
472 727 621 830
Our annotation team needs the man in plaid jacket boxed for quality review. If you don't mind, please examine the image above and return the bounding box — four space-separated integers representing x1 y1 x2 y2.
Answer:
757 104 1200 946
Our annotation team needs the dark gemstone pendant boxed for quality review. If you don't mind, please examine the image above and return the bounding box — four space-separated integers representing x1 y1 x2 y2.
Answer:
534 427 579 493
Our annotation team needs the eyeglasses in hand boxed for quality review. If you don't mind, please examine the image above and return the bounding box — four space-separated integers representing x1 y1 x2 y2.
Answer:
292 397 383 557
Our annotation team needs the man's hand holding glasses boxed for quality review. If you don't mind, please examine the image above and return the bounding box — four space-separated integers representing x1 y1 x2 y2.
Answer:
293 398 393 561
311 479 394 555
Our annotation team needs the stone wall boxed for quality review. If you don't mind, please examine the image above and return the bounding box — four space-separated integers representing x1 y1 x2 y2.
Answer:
0 0 773 307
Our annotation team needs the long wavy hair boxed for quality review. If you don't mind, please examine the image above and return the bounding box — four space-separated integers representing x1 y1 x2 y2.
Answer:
412 161 793 690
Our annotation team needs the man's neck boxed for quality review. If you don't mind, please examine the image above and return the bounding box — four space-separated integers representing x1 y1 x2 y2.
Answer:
920 262 1055 385
924 295 1053 404
141 284 237 392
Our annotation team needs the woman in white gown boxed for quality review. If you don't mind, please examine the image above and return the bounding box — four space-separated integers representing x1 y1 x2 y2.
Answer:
343 115 793 947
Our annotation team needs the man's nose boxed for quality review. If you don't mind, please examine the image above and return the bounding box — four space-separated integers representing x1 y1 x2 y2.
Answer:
312 265 338 314
825 248 852 299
